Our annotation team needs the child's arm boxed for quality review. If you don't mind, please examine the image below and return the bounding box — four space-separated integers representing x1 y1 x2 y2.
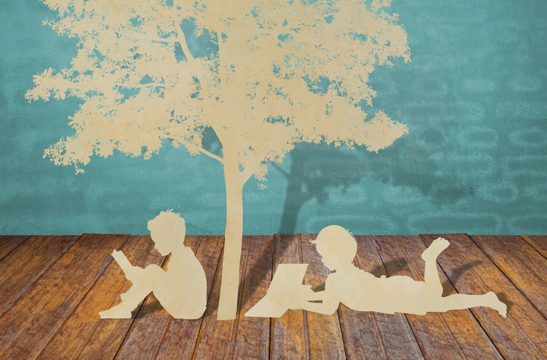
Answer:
299 277 339 314
299 285 324 302
112 250 135 278
300 297 339 315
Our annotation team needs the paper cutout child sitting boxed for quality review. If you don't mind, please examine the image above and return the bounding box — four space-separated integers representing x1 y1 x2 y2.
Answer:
99 211 207 319
246 225 507 318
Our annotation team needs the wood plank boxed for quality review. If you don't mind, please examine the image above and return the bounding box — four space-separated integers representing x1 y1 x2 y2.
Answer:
471 236 546 316
232 236 273 360
421 234 546 359
37 236 161 360
113 236 201 360
0 233 544 359
374 235 468 359
521 235 546 258
77 246 166 360
192 237 250 360
270 234 309 359
0 236 29 260
397 235 502 359
340 236 423 360
0 235 78 315
0 234 128 359
155 236 224 360
300 234 346 360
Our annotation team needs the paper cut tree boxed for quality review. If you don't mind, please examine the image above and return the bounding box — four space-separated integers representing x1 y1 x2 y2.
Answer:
27 0 410 319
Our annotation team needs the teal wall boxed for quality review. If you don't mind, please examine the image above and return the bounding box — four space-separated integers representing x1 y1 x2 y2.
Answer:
1 1 546 235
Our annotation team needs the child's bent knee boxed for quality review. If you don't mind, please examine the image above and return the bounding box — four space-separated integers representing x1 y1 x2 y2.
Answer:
121 289 146 302
144 264 162 274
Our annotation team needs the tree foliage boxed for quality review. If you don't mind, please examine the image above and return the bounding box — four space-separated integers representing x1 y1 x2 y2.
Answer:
27 0 410 179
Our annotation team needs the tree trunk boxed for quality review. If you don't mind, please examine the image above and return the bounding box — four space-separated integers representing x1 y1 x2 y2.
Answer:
217 154 245 320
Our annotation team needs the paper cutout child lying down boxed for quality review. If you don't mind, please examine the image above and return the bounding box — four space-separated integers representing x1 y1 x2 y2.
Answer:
246 225 507 318
99 211 207 319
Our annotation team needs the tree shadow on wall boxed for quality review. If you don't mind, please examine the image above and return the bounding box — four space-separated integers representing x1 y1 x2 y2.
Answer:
277 138 472 234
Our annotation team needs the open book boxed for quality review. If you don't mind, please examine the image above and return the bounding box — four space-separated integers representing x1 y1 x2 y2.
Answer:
245 264 320 318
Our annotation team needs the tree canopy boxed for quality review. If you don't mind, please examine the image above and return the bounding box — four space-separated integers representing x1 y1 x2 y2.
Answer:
27 0 410 179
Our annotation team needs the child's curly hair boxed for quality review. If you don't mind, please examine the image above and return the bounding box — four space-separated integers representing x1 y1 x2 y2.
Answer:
311 225 357 263
147 210 186 245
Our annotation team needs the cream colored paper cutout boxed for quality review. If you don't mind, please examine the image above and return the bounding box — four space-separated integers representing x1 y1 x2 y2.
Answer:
246 226 507 318
28 1 410 320
99 211 207 319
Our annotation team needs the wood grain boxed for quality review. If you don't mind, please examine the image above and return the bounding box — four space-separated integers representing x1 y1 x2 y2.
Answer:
0 234 542 359
521 235 546 258
37 236 160 360
421 234 546 359
0 234 128 360
232 236 274 360
471 235 546 317
397 235 502 359
113 236 201 360
300 234 346 360
374 235 469 359
270 234 309 359
155 236 224 360
0 236 29 260
192 236 250 359
0 235 78 315
76 235 165 360
341 236 423 360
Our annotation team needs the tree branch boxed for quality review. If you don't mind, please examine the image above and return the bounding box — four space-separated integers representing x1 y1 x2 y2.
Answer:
149 37 178 44
216 31 228 82
125 82 166 89
122 30 179 45
181 140 223 164
241 167 254 182
176 30 195 63
271 162 290 179
172 20 194 62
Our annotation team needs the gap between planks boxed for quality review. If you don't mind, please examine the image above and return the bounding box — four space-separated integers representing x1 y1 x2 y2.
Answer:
2 234 544 359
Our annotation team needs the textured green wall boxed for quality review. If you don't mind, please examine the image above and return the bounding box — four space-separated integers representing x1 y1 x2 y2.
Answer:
1 1 546 235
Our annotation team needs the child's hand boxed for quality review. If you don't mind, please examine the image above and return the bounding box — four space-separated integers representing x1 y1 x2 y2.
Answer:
286 285 321 310
112 250 132 271
302 285 323 301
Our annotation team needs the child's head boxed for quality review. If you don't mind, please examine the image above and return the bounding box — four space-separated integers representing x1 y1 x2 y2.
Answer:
311 225 357 270
147 210 186 256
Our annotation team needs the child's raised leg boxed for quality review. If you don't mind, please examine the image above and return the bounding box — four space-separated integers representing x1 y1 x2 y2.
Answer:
99 264 162 319
421 238 450 296
100 285 151 318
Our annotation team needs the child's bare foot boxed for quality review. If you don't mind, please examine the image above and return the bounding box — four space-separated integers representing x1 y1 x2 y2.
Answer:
422 238 450 261
498 301 507 318
486 291 507 317
99 306 132 319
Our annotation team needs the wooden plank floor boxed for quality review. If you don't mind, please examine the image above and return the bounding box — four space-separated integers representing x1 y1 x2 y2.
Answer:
0 234 544 359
